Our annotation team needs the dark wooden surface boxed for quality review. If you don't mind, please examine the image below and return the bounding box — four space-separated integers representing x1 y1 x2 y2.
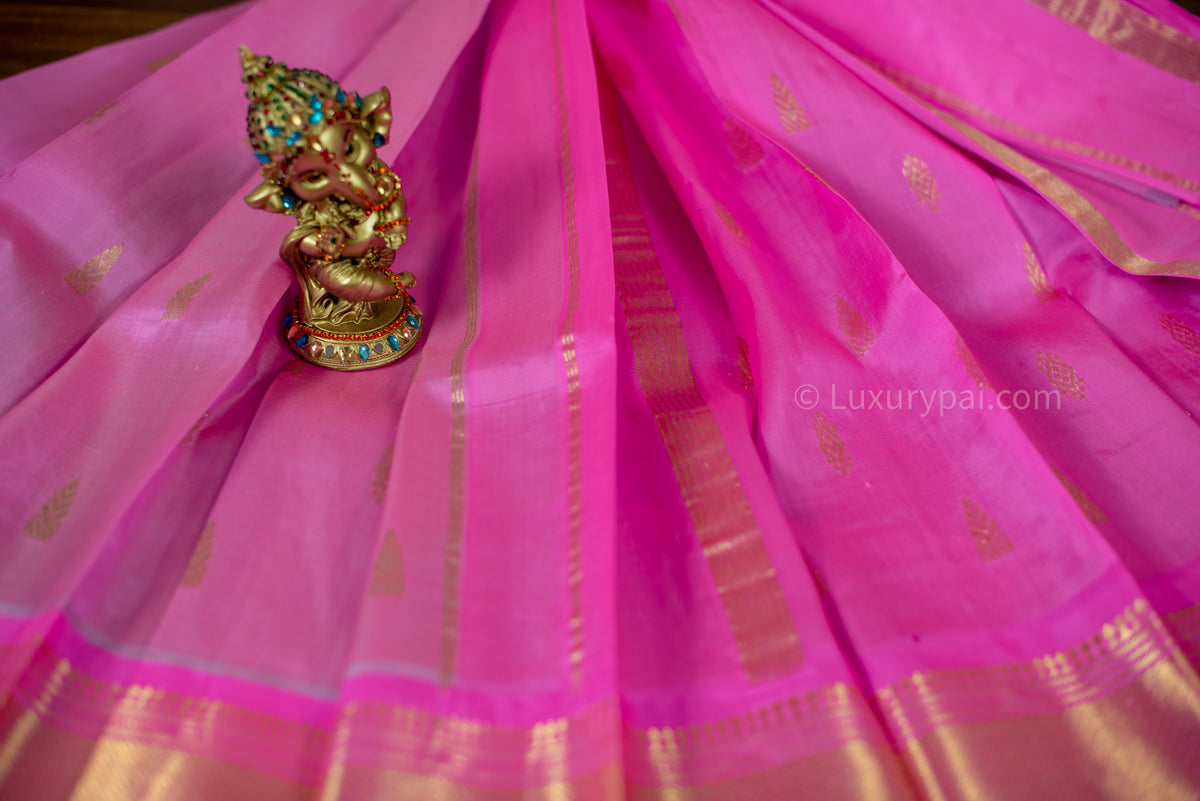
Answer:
0 0 240 78
0 0 1198 79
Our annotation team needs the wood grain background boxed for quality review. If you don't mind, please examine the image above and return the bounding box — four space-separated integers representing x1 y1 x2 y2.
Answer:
0 0 239 78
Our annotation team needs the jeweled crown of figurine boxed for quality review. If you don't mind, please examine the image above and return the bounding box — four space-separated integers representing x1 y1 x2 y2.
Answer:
240 47 422 370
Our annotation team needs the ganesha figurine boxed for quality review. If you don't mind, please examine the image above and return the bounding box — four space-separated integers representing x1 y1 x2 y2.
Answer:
239 47 422 370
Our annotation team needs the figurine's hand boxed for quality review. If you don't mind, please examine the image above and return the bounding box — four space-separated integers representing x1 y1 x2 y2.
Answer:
314 226 350 259
380 227 407 249
337 218 388 257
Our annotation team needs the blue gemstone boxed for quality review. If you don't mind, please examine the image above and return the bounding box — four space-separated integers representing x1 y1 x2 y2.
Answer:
296 334 308 347
280 194 298 210
308 111 322 124
255 152 270 163
336 89 346 103
283 316 293 327
355 93 363 108
286 131 301 146
266 125 283 137
359 345 370 361
373 133 385 147
387 335 399 351
406 315 420 329
309 96 322 111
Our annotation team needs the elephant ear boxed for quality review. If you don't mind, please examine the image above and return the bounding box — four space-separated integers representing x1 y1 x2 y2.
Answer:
245 180 290 214
359 87 393 147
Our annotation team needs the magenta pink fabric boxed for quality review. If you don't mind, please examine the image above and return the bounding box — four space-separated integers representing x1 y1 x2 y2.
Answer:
1 0 1199 798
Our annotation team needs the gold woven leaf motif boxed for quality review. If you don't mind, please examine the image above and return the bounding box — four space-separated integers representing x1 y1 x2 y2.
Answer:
814 413 851 475
1035 350 1087 400
180 522 216 587
1023 243 1058 303
370 530 405 597
956 334 991 390
714 200 749 247
735 336 754 389
724 118 766 172
163 273 212 320
961 497 1014 561
836 296 876 358
24 479 80 542
770 74 810 134
63 245 122 296
372 445 394 504
902 154 940 211
1161 314 1200 356
1051 467 1107 524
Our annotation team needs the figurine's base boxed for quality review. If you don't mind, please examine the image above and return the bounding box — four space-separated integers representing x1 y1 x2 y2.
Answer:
283 294 423 371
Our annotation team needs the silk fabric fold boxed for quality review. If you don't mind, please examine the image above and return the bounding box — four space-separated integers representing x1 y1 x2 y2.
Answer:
1 0 1198 798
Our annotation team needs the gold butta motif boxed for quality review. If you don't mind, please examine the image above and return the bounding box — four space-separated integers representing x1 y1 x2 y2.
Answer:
240 47 422 370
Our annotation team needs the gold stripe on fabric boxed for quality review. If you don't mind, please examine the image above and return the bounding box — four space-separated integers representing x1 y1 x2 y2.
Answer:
873 61 1200 196
338 762 622 800
879 600 1200 726
873 599 1200 799
624 680 910 797
629 740 915 801
3 650 904 799
3 715 622 801
4 598 1198 799
4 663 1197 800
442 143 481 685
4 726 309 801
0 711 39 785
4 647 623 768
889 657 1200 801
599 72 803 681
0 657 69 784
1026 0 1200 85
0 666 621 800
934 108 1200 276
549 0 586 689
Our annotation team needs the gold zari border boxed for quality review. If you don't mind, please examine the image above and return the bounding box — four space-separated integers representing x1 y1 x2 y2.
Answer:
2 598 1198 797
890 658 1200 801
873 61 1200 196
1025 0 1200 85
3 672 1196 801
441 143 481 685
549 0 587 688
598 65 803 682
934 108 1200 277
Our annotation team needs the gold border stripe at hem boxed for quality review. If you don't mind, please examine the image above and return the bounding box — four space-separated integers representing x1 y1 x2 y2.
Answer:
887 657 1200 801
2 600 1196 796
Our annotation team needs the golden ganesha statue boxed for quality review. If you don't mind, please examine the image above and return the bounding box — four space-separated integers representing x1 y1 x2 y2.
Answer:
239 47 422 370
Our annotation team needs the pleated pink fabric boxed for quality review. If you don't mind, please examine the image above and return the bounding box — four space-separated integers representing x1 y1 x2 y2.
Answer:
1 0 1198 798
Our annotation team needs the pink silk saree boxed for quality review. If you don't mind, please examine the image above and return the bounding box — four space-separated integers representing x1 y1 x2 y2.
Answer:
1 0 1199 797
